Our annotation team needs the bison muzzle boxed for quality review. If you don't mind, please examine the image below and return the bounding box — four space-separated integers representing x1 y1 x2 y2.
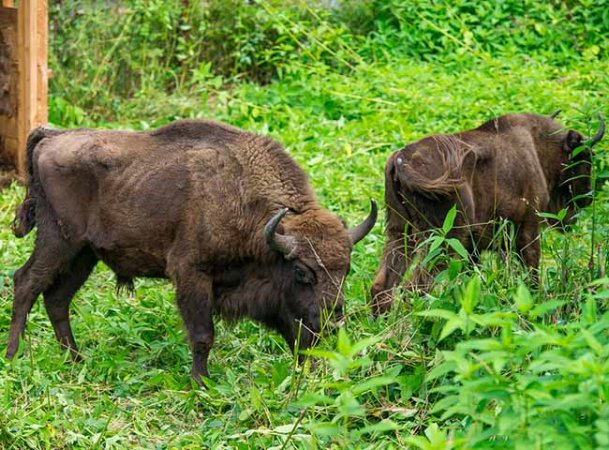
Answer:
371 112 604 315
7 120 377 385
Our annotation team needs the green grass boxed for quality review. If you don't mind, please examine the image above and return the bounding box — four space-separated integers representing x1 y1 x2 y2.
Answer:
2 2 609 448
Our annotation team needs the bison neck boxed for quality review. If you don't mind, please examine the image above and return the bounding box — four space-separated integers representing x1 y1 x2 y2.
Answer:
211 259 296 325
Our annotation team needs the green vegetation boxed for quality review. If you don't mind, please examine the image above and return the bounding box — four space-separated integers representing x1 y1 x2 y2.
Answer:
2 1 609 448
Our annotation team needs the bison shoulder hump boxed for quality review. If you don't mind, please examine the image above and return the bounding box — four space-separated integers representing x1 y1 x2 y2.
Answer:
150 120 243 143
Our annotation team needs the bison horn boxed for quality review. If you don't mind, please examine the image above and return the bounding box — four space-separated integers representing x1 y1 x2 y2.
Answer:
349 200 378 245
590 114 605 147
265 208 298 255
550 109 562 119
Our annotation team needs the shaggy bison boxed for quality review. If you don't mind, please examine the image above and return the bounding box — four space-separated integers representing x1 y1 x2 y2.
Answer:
8 120 377 384
371 112 604 315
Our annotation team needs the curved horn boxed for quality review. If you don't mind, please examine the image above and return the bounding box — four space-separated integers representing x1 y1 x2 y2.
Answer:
590 114 605 147
264 208 298 255
550 109 562 119
349 200 378 245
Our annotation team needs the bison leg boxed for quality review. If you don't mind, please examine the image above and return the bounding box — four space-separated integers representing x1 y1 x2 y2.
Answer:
7 233 82 359
371 231 408 316
42 247 97 360
175 274 215 386
516 218 540 283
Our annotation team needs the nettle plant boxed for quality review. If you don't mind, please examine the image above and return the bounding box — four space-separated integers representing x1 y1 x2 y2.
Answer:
294 330 405 446
420 282 609 449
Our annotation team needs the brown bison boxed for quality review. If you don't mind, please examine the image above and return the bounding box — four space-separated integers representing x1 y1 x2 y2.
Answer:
7 120 377 384
371 112 604 315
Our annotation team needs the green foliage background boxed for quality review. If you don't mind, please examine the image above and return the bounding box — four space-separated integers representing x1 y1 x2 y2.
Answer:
1 0 609 448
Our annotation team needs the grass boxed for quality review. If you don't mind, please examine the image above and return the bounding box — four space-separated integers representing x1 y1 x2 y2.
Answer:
2 3 609 449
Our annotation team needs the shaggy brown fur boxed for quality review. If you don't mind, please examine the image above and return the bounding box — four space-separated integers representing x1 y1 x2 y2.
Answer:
7 119 377 384
371 113 604 315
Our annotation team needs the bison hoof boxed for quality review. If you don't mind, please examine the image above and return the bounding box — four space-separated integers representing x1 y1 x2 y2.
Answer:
371 291 394 317
191 371 210 389
70 351 84 363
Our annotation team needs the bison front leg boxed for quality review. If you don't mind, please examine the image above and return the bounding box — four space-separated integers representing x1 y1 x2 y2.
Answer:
175 273 215 387
370 227 408 316
516 217 541 284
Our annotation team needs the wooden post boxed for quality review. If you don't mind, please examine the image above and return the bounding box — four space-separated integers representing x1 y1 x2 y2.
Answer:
0 4 18 168
0 1 46 178
17 0 47 176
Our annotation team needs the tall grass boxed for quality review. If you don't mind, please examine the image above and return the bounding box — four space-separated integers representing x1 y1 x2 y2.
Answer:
1 1 608 448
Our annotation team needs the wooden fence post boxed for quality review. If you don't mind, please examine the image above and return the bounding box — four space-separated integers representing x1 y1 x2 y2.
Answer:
17 0 47 176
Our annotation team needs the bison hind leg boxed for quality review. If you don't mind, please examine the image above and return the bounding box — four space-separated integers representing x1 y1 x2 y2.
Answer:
7 229 84 360
43 246 98 360
515 215 541 284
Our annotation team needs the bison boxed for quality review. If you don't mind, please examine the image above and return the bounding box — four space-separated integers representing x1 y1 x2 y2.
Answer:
7 120 377 384
371 112 605 315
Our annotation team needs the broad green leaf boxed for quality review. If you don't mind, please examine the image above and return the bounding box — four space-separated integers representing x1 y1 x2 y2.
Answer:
336 328 352 357
583 296 598 324
514 283 534 314
457 338 504 351
424 423 450 448
403 436 434 449
530 300 565 318
349 334 384 356
442 205 457 234
461 276 481 314
296 392 334 408
426 361 457 382
350 375 396 396
581 329 604 355
351 419 399 438
417 309 459 320
337 391 365 417
238 408 253 421
439 316 463 342
306 422 341 437
429 236 445 254
447 238 469 259
250 386 263 411
430 394 459 415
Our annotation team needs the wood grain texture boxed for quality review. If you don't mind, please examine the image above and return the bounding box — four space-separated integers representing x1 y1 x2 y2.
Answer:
0 6 18 168
14 0 47 176
0 1 48 176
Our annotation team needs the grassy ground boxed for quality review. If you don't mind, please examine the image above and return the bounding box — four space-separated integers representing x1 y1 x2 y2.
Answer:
2 4 609 449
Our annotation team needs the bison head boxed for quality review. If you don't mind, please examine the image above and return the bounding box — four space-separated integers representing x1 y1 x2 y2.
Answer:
264 201 377 352
549 115 605 227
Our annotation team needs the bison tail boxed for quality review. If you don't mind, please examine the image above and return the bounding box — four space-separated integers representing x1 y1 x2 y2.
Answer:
400 166 463 199
400 135 470 200
11 126 63 237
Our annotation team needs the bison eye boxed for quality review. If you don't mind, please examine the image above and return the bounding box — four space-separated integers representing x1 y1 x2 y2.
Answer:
294 264 314 284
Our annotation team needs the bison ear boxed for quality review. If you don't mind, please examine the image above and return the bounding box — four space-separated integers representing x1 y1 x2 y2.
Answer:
388 152 401 187
385 152 407 214
564 130 584 152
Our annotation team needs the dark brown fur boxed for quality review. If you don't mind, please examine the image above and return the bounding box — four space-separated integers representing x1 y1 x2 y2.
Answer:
7 119 376 384
371 113 600 315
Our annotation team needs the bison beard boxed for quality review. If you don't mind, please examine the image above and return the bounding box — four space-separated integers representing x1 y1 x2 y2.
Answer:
7 119 377 385
371 112 605 316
